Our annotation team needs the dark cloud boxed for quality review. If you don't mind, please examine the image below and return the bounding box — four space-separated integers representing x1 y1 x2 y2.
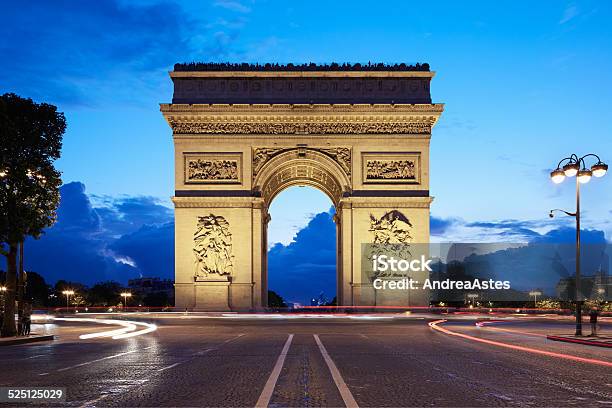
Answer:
94 195 173 238
0 0 215 106
2 182 174 285
268 210 336 305
54 182 100 232
110 223 174 281
430 216 456 236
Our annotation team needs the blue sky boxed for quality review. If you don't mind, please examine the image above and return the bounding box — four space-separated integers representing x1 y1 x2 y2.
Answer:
1 0 611 302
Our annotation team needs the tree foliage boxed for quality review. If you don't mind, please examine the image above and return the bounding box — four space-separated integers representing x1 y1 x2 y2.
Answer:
87 281 123 306
267 290 287 308
0 93 64 247
0 93 65 336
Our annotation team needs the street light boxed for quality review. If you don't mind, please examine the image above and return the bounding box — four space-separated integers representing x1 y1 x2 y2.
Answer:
62 290 74 311
529 290 542 307
549 153 607 336
0 286 7 306
120 292 132 309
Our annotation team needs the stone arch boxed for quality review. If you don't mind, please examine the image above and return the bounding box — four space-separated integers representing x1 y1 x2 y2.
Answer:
253 148 350 307
253 148 351 206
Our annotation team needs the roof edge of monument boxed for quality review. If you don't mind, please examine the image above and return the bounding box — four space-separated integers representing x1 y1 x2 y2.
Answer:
173 62 430 72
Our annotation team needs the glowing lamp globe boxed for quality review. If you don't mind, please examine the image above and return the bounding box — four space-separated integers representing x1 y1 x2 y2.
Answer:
562 162 579 177
591 162 608 178
550 169 565 184
577 169 592 184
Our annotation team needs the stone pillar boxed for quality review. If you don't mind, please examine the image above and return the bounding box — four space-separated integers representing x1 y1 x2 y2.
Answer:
250 199 266 310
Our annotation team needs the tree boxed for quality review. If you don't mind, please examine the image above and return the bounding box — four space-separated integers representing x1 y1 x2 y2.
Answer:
0 93 65 336
51 280 88 308
268 290 287 308
143 291 171 307
87 281 122 306
23 271 50 307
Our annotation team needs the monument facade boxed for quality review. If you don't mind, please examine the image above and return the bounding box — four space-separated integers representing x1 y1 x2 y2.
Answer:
161 63 444 310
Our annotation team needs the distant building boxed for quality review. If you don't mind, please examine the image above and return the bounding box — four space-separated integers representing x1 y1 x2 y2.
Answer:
128 277 174 301
556 271 611 300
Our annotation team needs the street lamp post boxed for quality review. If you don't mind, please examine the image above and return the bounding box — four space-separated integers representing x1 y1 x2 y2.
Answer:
0 286 7 307
549 153 607 336
467 293 478 307
529 290 542 308
62 290 74 312
120 292 132 309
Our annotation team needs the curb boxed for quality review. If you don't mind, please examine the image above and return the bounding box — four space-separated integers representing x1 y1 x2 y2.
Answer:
546 335 612 348
0 335 55 346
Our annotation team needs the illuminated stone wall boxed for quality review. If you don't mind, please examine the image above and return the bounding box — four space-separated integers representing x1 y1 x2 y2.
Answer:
161 67 443 310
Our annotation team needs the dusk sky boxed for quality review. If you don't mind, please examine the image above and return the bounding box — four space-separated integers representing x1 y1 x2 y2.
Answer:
2 0 611 303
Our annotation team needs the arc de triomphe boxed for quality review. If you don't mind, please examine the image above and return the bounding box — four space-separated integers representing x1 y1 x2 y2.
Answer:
161 63 443 310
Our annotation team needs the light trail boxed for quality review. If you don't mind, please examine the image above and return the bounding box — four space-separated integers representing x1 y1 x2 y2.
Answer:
52 317 157 340
111 321 157 339
475 320 547 338
429 320 612 368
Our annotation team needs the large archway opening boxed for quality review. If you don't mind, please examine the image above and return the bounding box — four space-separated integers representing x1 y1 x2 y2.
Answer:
266 186 336 307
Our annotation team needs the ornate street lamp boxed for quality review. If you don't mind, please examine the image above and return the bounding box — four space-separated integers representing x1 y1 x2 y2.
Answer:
62 290 75 311
549 153 607 336
120 292 132 309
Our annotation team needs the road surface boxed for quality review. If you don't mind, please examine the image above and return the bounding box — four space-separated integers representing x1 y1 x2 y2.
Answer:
0 314 610 407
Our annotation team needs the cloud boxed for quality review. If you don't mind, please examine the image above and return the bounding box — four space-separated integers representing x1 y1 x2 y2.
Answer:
0 0 222 106
2 182 174 285
214 0 252 13
110 222 174 280
268 210 336 304
93 195 173 238
559 3 579 24
430 216 457 236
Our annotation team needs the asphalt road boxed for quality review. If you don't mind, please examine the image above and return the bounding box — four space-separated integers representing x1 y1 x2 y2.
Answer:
0 315 610 407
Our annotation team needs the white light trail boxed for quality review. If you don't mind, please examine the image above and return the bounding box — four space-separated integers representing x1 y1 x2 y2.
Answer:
52 317 157 340
111 322 157 339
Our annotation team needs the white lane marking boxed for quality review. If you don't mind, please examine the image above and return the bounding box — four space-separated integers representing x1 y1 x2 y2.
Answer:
56 350 139 372
38 372 49 376
26 354 45 359
255 334 294 408
313 334 359 408
223 333 245 343
157 362 181 372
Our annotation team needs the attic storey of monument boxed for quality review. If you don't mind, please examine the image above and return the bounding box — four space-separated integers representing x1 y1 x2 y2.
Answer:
161 62 443 311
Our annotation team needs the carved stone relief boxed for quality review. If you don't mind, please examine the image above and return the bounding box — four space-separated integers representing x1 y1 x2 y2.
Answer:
252 147 285 175
362 153 420 184
194 214 234 278
170 121 432 135
185 153 242 184
367 210 413 278
366 160 415 180
318 147 351 176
